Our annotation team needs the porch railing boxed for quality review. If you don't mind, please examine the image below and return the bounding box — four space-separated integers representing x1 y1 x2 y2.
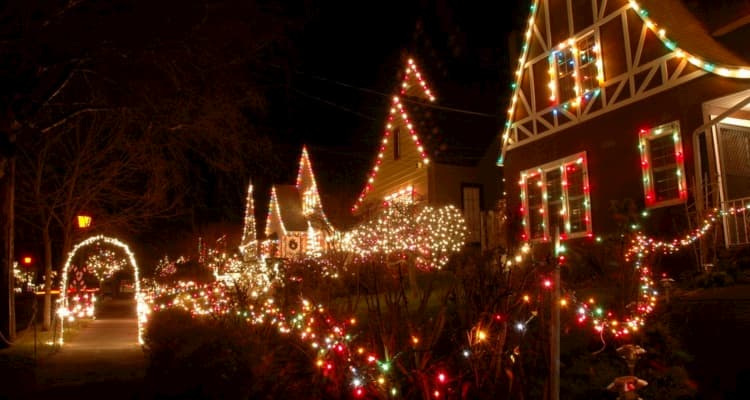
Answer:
722 197 750 246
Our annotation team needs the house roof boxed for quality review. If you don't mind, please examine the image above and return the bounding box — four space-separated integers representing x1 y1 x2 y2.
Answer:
498 0 750 165
273 184 307 232
631 0 750 75
352 58 498 211
640 0 749 67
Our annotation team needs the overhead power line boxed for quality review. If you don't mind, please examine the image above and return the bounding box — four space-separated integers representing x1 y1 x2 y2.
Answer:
269 63 499 119
292 88 377 121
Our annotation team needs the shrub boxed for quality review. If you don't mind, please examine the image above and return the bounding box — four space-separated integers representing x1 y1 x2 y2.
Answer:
143 309 324 399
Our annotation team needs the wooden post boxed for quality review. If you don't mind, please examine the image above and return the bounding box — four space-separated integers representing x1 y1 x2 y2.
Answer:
550 228 561 400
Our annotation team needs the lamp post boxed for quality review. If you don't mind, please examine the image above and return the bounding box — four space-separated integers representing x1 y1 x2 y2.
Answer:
607 344 648 400
77 214 92 229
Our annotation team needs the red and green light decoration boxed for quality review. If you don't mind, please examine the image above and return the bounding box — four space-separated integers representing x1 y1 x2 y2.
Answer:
518 153 592 242
638 122 687 207
499 0 750 167
352 58 435 213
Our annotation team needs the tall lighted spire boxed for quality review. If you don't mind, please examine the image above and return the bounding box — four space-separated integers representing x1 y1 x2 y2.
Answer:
239 180 257 259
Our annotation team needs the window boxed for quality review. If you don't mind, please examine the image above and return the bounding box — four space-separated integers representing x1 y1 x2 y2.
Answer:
393 128 401 160
384 185 414 205
520 152 592 241
302 188 317 215
462 185 482 243
639 122 687 207
549 32 601 105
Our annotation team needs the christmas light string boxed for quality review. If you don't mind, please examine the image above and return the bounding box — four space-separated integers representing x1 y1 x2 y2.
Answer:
352 58 435 212
499 0 750 166
628 0 750 79
57 235 147 344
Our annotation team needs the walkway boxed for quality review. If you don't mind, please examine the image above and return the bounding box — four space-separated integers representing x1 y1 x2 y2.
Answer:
34 297 147 399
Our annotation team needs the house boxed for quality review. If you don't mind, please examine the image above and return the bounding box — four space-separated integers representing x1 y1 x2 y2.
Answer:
259 146 334 259
498 0 750 264
351 58 501 247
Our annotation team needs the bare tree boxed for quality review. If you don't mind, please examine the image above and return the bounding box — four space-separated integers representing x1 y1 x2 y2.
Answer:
3 0 298 339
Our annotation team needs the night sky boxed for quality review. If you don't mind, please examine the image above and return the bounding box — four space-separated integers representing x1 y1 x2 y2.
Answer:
261 0 526 226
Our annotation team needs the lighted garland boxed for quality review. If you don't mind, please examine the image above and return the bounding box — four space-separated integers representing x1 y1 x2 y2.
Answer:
629 0 750 79
58 235 147 344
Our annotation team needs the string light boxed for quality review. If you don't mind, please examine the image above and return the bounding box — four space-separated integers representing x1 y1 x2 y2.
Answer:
239 181 257 259
58 235 146 344
629 0 750 79
499 0 750 166
353 58 435 212
263 147 333 258
343 203 467 270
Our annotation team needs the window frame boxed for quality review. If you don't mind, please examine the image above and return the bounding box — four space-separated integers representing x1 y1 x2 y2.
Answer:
520 152 592 242
548 30 602 106
639 121 688 208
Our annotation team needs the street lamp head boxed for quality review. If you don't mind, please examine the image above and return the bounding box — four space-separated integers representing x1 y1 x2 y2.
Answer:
77 215 92 229
22 256 33 265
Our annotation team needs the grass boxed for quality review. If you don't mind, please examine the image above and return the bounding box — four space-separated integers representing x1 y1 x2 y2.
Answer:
0 318 90 399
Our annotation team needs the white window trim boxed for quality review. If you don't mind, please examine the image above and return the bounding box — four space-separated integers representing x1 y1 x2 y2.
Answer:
639 121 688 208
520 152 592 242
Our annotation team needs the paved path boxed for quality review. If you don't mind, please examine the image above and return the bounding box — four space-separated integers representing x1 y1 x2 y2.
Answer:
34 297 147 399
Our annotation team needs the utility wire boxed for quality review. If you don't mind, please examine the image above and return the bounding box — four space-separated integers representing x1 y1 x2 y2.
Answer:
301 70 499 118
291 88 377 121
270 63 499 119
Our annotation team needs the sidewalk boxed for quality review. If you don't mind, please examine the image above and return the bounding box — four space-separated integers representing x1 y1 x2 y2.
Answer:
33 297 146 399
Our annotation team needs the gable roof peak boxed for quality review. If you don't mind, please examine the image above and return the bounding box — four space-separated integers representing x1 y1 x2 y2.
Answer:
399 58 436 102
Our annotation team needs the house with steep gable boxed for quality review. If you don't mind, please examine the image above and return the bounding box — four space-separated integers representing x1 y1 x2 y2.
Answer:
261 146 334 259
499 0 750 263
352 58 501 247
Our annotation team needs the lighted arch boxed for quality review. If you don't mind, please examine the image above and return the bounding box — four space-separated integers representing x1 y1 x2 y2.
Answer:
57 235 147 344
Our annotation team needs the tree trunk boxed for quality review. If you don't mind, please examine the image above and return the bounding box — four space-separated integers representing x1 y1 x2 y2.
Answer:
0 154 16 343
42 223 53 331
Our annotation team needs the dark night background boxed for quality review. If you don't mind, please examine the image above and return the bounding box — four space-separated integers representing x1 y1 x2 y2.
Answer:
4 0 528 264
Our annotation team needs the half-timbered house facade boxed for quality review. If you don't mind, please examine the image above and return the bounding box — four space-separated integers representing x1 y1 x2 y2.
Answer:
499 0 750 261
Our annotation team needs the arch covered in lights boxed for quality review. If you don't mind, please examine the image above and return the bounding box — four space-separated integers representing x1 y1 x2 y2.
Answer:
57 235 146 344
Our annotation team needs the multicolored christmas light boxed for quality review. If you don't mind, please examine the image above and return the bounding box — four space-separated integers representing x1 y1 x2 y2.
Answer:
629 0 750 79
518 152 592 242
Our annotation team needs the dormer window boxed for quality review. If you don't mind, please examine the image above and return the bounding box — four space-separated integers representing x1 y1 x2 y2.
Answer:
302 188 316 215
549 32 602 106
